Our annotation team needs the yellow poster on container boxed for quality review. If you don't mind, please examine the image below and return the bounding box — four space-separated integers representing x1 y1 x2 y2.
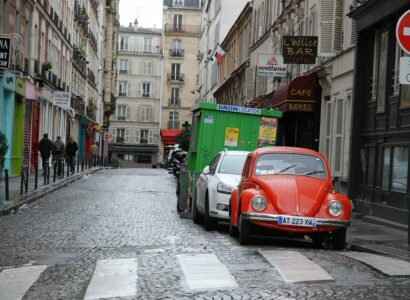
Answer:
258 117 278 145
224 127 239 147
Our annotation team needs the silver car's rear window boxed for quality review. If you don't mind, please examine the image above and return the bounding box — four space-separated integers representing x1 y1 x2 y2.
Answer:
218 155 248 175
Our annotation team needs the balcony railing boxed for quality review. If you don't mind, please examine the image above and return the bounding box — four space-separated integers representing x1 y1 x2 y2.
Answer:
168 121 180 129
169 49 184 57
88 29 98 50
167 73 184 83
164 24 201 35
119 69 128 74
73 47 87 74
168 98 180 107
88 68 96 85
118 92 127 97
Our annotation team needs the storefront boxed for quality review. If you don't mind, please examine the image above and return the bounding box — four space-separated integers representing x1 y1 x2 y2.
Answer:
25 82 40 170
348 0 410 233
160 129 182 159
269 74 321 150
108 144 159 168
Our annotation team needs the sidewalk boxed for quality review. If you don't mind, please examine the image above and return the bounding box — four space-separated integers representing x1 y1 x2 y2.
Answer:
347 212 409 260
0 167 101 215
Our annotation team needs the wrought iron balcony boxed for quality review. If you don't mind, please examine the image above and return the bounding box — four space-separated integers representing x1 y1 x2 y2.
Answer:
167 73 184 83
168 98 180 107
169 49 184 57
168 121 180 129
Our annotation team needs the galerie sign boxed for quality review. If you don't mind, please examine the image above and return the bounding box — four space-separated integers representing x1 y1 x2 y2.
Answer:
53 91 71 109
257 53 287 77
282 36 318 64
0 37 11 69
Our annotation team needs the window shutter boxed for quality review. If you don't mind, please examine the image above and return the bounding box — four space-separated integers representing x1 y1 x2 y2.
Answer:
127 82 131 96
128 61 132 74
129 129 136 144
135 129 140 144
147 107 151 121
333 98 344 175
129 37 134 51
137 83 142 97
140 107 144 121
139 37 144 52
148 130 153 144
125 129 130 143
110 128 116 142
126 106 131 121
246 67 255 101
153 38 158 53
151 84 156 97
114 105 118 120
320 0 343 55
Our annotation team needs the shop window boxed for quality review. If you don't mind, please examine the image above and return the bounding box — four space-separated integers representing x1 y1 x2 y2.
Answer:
136 154 152 164
124 154 133 161
381 146 408 193
382 147 391 190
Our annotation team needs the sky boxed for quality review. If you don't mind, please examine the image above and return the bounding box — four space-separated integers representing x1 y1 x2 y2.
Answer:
119 0 163 29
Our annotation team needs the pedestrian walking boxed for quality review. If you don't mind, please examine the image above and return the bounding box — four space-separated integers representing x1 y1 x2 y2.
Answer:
53 136 65 177
66 137 78 174
90 142 99 167
38 133 53 175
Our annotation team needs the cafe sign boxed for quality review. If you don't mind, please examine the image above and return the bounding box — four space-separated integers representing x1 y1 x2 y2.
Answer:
0 37 11 69
282 36 318 64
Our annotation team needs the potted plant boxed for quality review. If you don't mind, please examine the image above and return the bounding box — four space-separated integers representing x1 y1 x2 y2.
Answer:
0 131 8 182
42 61 53 71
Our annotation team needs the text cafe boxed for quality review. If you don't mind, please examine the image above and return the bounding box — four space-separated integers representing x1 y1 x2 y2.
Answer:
269 74 321 150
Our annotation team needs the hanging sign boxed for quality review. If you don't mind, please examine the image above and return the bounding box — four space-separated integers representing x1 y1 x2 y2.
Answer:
282 36 318 64
53 91 71 109
0 37 11 69
224 127 239 147
257 53 287 77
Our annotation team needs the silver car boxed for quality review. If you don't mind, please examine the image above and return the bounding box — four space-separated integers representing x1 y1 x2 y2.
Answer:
193 150 249 230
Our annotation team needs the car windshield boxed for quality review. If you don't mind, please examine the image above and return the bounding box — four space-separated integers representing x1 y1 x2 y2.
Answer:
254 153 327 179
218 155 248 175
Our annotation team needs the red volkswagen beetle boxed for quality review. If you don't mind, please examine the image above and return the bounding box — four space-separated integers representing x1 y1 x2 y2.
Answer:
229 147 351 249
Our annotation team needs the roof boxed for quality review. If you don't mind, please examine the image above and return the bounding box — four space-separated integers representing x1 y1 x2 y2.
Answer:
252 146 324 159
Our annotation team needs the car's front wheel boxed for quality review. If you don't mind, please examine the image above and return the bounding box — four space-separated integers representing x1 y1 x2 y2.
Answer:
332 228 346 250
204 194 216 231
238 213 251 245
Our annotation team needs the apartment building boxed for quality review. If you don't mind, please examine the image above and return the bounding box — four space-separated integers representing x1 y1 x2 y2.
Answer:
109 23 162 167
160 0 202 158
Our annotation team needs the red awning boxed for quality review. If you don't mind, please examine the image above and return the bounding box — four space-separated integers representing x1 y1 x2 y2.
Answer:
247 91 274 108
269 74 317 112
160 129 182 144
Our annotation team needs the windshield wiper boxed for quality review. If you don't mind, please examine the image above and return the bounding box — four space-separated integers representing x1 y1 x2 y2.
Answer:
275 164 297 174
302 170 325 176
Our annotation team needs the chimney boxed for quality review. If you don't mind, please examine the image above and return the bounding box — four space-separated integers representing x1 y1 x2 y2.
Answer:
134 19 138 30
128 22 132 28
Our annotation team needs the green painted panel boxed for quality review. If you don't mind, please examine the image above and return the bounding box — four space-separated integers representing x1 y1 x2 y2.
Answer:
11 99 24 175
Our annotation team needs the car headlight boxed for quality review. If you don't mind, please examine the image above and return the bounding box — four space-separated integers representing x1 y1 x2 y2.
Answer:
328 200 344 217
251 195 267 212
217 182 234 194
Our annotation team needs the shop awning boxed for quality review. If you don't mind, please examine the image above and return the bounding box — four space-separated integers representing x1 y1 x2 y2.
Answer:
270 74 317 112
246 91 274 108
160 129 182 144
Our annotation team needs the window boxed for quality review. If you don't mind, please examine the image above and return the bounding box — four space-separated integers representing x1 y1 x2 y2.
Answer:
171 63 181 80
170 88 180 105
140 130 149 144
171 39 182 56
143 61 153 75
118 81 128 96
173 15 182 30
116 129 125 143
142 83 151 97
144 37 153 52
372 30 389 112
117 105 126 120
124 154 133 161
140 106 151 122
168 112 179 129
119 36 129 51
119 59 128 74
382 146 409 193
173 0 184 6
136 154 152 164
218 154 248 175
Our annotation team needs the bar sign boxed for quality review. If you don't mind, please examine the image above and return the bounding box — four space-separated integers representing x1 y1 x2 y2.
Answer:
0 37 11 69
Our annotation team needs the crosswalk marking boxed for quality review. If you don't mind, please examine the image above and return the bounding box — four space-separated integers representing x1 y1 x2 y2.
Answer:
0 265 47 300
340 251 410 276
177 253 238 290
83 258 138 300
260 251 334 283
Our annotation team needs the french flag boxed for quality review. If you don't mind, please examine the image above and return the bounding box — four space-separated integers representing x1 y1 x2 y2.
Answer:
215 45 225 63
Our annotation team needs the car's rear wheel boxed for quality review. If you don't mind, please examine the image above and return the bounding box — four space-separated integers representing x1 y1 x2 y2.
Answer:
203 194 216 231
332 228 346 250
238 213 251 245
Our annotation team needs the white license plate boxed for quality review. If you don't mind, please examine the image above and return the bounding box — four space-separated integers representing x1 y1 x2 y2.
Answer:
277 215 317 227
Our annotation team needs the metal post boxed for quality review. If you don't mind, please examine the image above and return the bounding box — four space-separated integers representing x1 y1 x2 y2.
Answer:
43 165 47 185
61 162 65 179
20 166 24 194
25 167 28 193
81 158 84 171
67 160 70 177
47 163 50 184
53 161 57 183
35 162 38 189
5 169 9 201
76 158 79 173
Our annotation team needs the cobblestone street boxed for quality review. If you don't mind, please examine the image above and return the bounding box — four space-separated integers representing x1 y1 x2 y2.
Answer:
0 169 410 299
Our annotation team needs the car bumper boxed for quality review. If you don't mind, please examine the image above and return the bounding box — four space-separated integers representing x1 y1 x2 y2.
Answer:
242 212 350 228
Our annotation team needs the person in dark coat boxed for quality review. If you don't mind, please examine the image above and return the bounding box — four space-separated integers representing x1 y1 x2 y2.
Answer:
66 137 78 174
38 133 53 175
53 136 65 177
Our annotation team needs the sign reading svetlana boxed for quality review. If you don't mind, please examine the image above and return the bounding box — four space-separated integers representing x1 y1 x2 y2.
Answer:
0 37 11 69
282 36 318 64
53 91 71 109
257 53 287 77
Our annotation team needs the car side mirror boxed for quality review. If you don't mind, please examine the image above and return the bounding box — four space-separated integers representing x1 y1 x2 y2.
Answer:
202 166 210 175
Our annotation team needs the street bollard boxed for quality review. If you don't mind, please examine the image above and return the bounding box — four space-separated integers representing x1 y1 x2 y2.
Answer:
81 159 84 171
35 162 38 190
20 166 24 195
76 158 79 173
53 162 57 183
5 169 9 201
61 162 65 179
67 160 70 177
25 167 28 193
47 164 50 184
43 166 47 186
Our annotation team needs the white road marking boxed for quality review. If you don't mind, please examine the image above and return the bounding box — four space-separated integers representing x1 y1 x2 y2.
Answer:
0 265 47 300
260 251 334 283
164 235 180 244
83 258 138 300
341 251 410 276
177 253 238 290
404 27 410 36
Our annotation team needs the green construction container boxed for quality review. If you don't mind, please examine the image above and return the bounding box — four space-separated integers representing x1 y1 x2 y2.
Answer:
178 102 282 217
